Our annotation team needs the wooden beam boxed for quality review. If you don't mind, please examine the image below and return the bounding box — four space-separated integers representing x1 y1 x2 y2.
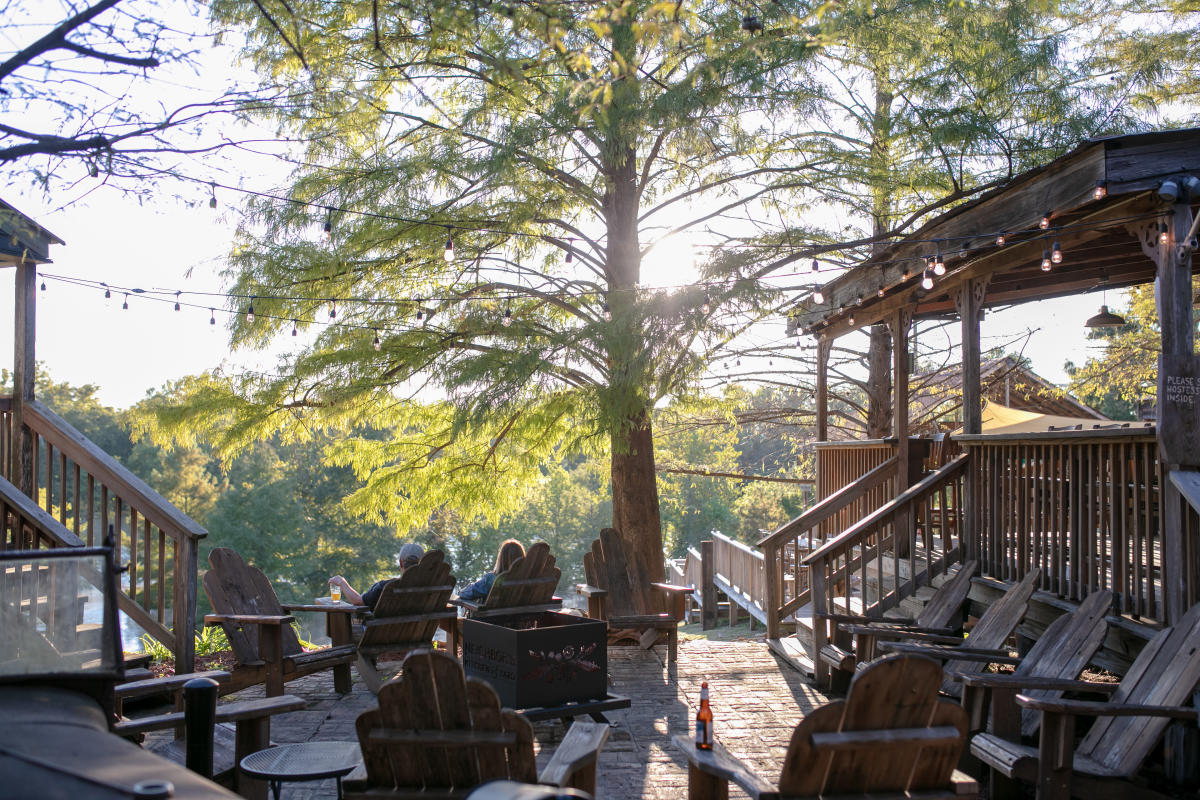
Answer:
956 279 987 436
816 336 831 442
12 260 35 495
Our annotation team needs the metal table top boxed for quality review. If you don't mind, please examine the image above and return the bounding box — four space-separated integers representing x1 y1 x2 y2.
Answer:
240 741 362 782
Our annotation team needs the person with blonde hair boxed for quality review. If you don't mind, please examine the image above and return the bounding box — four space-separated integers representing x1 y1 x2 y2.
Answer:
457 539 524 602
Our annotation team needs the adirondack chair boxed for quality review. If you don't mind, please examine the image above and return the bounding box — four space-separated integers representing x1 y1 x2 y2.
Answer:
451 541 563 618
344 649 610 799
577 527 692 664
968 600 1200 800
950 589 1111 739
876 568 1041 696
203 547 357 697
355 549 458 693
674 654 978 799
819 558 978 682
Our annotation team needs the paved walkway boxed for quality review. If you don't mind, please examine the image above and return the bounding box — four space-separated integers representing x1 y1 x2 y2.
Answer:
166 640 830 800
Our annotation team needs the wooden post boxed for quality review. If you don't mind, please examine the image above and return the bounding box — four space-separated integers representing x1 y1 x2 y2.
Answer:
701 540 716 631
816 335 831 442
763 540 781 639
174 534 199 674
957 279 986 564
11 261 35 497
891 310 913 559
1155 197 1197 623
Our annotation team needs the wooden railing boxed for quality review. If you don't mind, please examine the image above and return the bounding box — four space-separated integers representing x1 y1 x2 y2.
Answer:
759 457 899 638
815 440 897 538
711 532 769 625
804 454 969 686
958 429 1171 623
0 398 205 672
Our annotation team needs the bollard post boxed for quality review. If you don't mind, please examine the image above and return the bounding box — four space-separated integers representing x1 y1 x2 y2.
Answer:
183 677 219 779
701 540 716 631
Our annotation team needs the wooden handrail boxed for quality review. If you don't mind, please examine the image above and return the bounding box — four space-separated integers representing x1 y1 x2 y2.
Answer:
757 457 899 550
0 470 84 548
804 454 970 566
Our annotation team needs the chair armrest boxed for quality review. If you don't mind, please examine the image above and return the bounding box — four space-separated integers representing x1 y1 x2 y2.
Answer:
818 612 919 627
114 670 232 701
650 582 693 595
1015 694 1199 720
362 609 457 628
450 598 483 612
576 583 607 598
879 642 1018 663
957 674 1120 693
538 721 610 787
204 613 294 626
671 734 776 800
113 693 306 735
853 629 963 645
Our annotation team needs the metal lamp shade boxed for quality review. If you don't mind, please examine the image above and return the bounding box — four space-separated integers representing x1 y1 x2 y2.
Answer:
1085 305 1126 328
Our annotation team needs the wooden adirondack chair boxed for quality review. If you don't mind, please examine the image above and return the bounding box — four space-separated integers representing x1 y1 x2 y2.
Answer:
967 600 1200 800
345 649 610 799
674 654 978 799
819 558 978 681
577 527 692 664
203 547 356 697
950 589 1111 739
876 568 1041 696
451 541 563 619
355 550 458 693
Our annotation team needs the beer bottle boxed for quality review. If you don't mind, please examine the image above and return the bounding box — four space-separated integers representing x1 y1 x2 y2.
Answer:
695 681 713 750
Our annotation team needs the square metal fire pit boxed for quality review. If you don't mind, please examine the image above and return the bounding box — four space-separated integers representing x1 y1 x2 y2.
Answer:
462 611 607 709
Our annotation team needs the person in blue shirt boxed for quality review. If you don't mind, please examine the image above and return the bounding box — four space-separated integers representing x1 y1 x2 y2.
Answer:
457 539 525 603
329 542 424 611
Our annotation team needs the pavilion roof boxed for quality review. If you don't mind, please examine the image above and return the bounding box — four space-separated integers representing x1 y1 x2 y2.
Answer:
0 198 64 267
794 127 1200 338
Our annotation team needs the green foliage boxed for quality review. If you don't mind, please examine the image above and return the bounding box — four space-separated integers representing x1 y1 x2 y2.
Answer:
193 625 231 657
138 634 172 662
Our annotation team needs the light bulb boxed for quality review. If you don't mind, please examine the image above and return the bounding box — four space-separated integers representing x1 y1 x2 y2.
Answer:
813 290 824 304
933 255 946 277
811 259 818 272
502 308 512 326
996 231 1006 247
1051 241 1063 264
1159 222 1170 245
848 312 856 327
701 291 711 314
209 308 216 325
565 239 574 263
603 303 612 322
292 319 298 336
443 230 454 262
104 287 111 304
323 218 332 240
1094 181 1107 200
921 270 934 291
1041 249 1052 271
373 330 382 351
416 308 424 321
39 280 45 292
209 195 217 210
246 297 256 323
122 293 129 311
878 288 885 298
329 303 337 320
1040 212 1051 230
174 292 181 312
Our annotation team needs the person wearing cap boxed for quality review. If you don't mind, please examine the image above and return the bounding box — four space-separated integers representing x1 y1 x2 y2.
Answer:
329 542 424 611
457 539 525 603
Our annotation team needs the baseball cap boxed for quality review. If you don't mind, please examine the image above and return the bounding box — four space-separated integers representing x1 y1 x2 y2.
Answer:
399 542 424 568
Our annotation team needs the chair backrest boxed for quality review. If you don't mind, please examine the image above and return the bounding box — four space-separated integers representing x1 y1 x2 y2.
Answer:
1013 588 1111 737
203 547 303 664
778 654 967 795
1079 600 1200 776
913 559 977 629
583 527 661 618
481 541 560 610
359 550 455 651
940 568 1040 692
355 649 538 791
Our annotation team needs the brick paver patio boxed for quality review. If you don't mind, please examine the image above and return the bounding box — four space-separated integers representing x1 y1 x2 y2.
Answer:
175 638 830 799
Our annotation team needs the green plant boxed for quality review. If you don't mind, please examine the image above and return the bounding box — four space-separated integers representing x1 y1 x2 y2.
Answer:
293 622 317 651
193 625 231 657
137 634 172 662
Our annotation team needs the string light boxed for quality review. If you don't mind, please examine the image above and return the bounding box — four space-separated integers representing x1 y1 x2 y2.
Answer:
933 246 946 276
1041 249 1052 271
1051 242 1063 264
209 308 216 325
701 291 712 314
246 296 256 323
502 307 513 326
443 228 454 262
1094 181 1108 200
292 319 298 336
323 208 332 240
329 302 337 320
602 303 612 321
811 259 818 272
373 329 382 351
174 291 181 311
208 183 217 209
848 311 856 327
565 238 574 263
122 293 129 311
813 290 824 304
39 280 45 291
1159 222 1170 245
996 231 1006 247
103 284 111 303
1040 211 1051 230
877 287 885 298
921 268 934 290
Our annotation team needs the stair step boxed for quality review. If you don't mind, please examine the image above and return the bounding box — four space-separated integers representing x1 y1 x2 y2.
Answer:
767 636 814 677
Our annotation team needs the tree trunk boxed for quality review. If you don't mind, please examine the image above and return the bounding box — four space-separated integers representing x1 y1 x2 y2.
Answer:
611 411 666 613
865 76 895 440
866 324 893 438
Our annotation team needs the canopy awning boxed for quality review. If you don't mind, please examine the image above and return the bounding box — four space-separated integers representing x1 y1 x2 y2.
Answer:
952 401 1142 436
